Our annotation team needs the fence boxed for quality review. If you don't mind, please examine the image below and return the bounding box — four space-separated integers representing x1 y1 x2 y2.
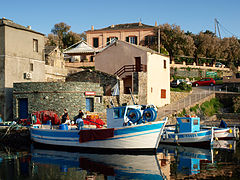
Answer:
157 90 215 118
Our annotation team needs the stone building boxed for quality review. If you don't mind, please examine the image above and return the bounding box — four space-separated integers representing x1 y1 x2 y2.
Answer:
44 46 68 82
13 82 104 120
0 18 46 120
66 69 118 95
95 40 170 107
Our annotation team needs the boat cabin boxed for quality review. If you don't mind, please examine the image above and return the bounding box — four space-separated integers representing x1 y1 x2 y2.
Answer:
176 117 200 133
106 105 157 128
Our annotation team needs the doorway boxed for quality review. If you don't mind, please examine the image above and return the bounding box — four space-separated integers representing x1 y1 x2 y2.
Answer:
18 98 28 119
86 98 94 112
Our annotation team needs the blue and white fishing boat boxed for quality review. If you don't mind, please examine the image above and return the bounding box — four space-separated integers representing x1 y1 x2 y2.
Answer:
30 104 168 153
161 117 213 147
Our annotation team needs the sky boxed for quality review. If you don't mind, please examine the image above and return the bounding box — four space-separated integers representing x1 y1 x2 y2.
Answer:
1 0 239 38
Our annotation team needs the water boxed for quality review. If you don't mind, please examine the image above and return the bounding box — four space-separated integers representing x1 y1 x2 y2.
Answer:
0 141 239 180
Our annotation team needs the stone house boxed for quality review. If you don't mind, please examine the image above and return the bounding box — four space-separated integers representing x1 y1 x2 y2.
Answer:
0 18 46 120
44 46 68 82
95 40 170 107
66 69 118 96
13 82 104 120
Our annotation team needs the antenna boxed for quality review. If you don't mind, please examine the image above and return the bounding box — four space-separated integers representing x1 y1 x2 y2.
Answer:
214 18 221 39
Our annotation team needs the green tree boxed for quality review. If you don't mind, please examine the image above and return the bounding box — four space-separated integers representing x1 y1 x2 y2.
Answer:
159 23 196 61
220 36 240 68
46 22 86 50
193 31 221 65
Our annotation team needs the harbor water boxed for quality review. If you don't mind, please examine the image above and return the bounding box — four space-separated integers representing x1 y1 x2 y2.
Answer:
0 140 239 179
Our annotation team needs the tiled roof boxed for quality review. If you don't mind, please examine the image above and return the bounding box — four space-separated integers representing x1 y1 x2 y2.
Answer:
0 18 44 35
45 46 57 55
64 40 98 55
89 22 155 31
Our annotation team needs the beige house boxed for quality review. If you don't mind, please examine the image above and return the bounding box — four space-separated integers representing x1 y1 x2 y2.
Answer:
95 40 170 107
0 18 46 120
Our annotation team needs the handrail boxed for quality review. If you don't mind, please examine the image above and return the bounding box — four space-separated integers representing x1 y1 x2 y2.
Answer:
114 64 147 77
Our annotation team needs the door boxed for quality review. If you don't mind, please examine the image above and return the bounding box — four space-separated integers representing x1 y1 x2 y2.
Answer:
135 57 141 72
18 98 28 119
86 98 94 112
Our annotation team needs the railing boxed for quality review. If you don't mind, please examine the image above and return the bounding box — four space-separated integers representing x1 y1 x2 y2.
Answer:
114 64 147 77
158 91 215 119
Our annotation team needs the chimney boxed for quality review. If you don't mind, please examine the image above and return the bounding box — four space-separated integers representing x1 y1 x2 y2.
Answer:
111 24 115 28
139 21 142 26
27 25 31 30
2 17 6 19
155 21 158 27
91 25 94 30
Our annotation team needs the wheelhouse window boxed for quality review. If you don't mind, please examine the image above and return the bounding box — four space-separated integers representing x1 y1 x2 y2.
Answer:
33 39 38 52
93 38 99 48
126 36 137 45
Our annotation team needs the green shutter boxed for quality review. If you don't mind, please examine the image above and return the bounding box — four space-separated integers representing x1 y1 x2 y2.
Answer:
135 36 137 45
126 37 129 42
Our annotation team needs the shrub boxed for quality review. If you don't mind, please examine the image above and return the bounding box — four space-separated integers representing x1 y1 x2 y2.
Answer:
178 82 192 92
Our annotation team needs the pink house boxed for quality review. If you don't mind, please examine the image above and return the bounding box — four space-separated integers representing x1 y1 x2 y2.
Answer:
86 21 158 49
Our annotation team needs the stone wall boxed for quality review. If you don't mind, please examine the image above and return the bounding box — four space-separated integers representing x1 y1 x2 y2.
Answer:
13 82 104 120
66 70 117 95
170 91 191 103
171 67 231 78
137 72 147 105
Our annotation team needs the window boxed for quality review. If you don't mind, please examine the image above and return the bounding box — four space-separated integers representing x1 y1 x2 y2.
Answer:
106 37 118 45
114 109 121 119
90 56 94 62
164 60 167 69
161 89 166 98
95 96 102 103
33 39 38 52
145 36 156 46
30 63 33 71
126 36 137 45
93 38 99 48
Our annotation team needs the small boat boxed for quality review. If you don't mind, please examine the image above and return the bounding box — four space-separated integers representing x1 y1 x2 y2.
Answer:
30 104 168 153
161 116 238 147
161 117 213 147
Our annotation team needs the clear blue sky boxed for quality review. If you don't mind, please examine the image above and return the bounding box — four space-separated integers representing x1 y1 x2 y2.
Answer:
1 0 239 38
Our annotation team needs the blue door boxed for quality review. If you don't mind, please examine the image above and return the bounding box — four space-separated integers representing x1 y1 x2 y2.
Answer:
86 98 94 112
19 98 28 119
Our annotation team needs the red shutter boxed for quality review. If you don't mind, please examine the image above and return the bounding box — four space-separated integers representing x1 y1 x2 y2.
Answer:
161 89 166 98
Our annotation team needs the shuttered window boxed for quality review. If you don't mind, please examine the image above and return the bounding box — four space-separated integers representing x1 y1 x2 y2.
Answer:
161 89 166 98
93 38 99 48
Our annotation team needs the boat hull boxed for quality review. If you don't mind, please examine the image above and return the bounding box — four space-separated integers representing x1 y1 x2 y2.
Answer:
30 121 166 153
161 130 212 147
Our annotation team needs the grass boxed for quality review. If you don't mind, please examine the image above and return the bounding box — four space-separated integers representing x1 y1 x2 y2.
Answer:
200 98 222 116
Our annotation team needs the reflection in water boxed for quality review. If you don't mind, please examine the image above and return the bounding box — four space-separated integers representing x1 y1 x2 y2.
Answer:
0 140 238 179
